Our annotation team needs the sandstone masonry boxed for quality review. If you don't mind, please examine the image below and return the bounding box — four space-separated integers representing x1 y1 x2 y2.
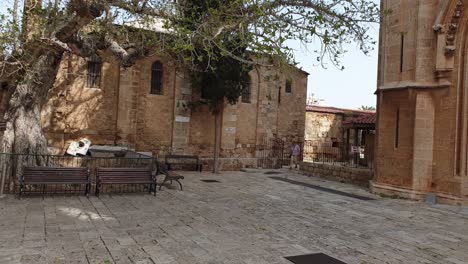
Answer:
33 52 308 170
375 0 468 205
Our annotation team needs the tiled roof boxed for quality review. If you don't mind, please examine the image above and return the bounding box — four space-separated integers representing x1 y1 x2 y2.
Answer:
306 105 375 115
342 113 376 126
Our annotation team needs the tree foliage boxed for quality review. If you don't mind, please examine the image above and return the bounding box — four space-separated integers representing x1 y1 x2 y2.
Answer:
0 0 380 85
177 0 253 113
0 0 380 155
359 105 376 111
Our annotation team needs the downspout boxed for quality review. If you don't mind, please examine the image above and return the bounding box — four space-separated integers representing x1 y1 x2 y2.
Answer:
114 63 121 146
253 65 261 164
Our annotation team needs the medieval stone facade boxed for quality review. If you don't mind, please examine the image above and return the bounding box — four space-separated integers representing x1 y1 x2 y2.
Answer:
374 0 468 205
34 51 307 170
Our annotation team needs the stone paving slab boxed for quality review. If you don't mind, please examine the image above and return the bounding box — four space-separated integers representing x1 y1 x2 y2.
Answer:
0 170 467 264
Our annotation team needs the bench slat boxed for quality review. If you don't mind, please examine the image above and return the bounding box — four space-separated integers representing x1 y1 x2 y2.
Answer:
20 166 90 197
96 167 155 196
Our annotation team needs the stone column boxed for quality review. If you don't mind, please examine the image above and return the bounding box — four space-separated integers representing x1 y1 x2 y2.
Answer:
221 103 237 151
412 91 435 192
171 70 191 154
115 66 139 149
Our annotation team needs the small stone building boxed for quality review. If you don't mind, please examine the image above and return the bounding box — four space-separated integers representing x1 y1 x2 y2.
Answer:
17 51 308 170
305 105 375 146
374 0 468 205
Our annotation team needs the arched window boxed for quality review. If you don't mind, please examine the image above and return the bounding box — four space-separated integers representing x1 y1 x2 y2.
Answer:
150 61 163 95
86 54 102 88
242 77 252 103
285 78 292 93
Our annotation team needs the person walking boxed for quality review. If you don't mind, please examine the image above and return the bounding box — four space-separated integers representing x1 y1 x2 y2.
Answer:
290 143 301 169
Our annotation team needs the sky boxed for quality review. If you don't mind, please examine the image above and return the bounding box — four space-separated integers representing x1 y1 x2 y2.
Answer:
289 26 380 110
0 1 380 110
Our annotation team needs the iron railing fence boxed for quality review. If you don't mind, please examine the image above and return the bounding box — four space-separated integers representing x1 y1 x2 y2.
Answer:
302 141 374 169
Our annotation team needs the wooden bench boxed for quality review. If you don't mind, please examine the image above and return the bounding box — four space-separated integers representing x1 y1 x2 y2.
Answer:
157 162 185 191
95 167 156 196
20 167 90 198
165 155 202 172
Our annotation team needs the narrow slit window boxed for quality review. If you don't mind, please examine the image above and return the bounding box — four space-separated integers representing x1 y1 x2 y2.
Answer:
285 78 292 93
86 54 102 88
242 78 252 103
278 86 281 104
400 33 404 73
395 108 400 148
150 61 163 95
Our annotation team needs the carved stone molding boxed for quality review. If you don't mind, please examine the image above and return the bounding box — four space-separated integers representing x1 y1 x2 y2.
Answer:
445 1 464 55
434 0 465 80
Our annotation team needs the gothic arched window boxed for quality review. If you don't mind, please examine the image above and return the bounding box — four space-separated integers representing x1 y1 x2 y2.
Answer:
150 61 163 95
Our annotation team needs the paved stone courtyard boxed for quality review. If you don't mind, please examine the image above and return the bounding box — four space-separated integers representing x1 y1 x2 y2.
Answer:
0 170 467 264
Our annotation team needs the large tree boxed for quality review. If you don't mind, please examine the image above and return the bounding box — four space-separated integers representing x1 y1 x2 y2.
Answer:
0 0 379 158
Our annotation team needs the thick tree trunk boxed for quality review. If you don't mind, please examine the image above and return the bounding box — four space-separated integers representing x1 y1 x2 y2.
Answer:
0 49 63 192
213 102 223 173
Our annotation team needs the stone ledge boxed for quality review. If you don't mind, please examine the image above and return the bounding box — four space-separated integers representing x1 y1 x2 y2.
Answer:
299 162 373 187
370 181 468 206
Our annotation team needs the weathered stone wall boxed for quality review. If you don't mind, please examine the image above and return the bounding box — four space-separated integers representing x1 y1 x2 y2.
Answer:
375 90 415 189
133 56 176 153
277 68 308 143
304 112 343 144
375 0 468 204
42 51 121 153
29 53 308 170
299 162 373 187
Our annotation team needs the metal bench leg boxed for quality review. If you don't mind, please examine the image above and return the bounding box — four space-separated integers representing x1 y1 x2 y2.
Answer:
95 183 100 197
176 180 183 191
85 183 90 197
159 175 168 190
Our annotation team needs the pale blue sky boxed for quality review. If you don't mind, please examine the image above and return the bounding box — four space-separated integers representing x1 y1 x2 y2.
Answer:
290 26 380 109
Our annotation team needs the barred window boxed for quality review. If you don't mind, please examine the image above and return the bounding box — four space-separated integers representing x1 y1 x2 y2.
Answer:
285 78 292 93
242 78 252 103
150 61 163 95
86 55 102 88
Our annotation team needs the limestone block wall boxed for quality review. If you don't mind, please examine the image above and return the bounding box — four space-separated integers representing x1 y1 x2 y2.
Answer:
299 162 373 187
277 68 307 142
374 0 468 204
304 112 343 144
375 90 415 188
134 56 176 153
15 51 308 171
42 52 120 153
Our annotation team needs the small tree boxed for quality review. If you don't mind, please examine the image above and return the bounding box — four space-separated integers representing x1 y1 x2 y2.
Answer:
360 106 376 111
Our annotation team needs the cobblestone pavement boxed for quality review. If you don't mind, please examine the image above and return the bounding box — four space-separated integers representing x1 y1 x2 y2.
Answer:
1 170 468 264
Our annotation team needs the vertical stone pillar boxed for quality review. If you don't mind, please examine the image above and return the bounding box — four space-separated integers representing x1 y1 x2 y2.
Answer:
412 92 435 192
171 70 191 154
221 103 237 151
116 66 139 149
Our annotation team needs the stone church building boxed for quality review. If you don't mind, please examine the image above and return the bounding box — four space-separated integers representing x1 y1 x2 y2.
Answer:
19 50 307 169
373 0 468 205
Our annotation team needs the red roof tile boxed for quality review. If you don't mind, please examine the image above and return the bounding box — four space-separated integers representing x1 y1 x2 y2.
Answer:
306 105 375 115
342 113 376 126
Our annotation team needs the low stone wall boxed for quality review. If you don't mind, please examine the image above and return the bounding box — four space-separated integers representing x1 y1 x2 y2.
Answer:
200 157 282 171
299 162 373 187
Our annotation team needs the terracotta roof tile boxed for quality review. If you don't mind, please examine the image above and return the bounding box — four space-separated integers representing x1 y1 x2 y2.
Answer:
306 105 375 115
342 113 376 125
